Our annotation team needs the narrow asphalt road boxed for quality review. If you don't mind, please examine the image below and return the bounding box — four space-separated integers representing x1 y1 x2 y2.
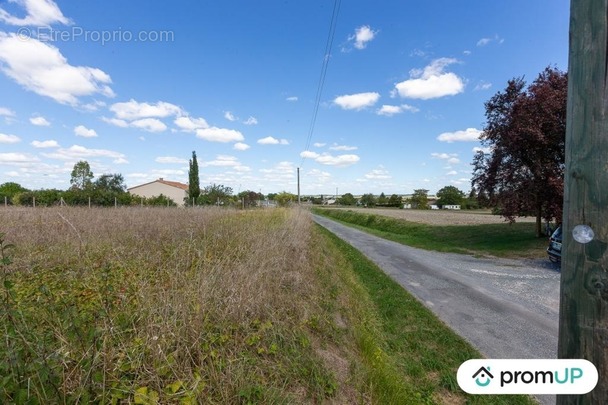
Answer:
313 215 561 404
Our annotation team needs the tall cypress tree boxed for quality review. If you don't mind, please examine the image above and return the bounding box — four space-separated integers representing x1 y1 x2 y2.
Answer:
188 151 200 204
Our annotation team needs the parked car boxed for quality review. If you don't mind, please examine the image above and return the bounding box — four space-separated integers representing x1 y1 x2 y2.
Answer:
547 226 562 263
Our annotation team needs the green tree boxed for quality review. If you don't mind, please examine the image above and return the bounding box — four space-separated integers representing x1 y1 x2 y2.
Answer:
360 193 376 207
274 191 296 207
94 173 126 193
436 186 465 207
388 194 402 207
338 193 356 206
377 192 387 206
70 160 94 190
144 194 177 206
410 189 429 209
198 184 233 206
188 151 200 204
0 182 28 204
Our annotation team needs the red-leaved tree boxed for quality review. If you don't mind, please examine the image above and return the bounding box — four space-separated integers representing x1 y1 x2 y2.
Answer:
472 67 567 237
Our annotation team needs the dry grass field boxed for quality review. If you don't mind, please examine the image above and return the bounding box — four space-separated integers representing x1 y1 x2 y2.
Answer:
0 207 374 403
331 207 537 226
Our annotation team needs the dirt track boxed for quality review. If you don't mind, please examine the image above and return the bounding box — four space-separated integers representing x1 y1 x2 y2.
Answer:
331 207 537 226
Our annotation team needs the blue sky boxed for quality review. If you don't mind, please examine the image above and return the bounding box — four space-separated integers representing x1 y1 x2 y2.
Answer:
0 0 569 196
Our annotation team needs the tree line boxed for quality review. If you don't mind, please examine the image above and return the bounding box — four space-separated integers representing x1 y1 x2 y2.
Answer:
0 157 299 208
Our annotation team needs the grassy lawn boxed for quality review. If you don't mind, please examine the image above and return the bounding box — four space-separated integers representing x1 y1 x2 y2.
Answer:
314 208 548 259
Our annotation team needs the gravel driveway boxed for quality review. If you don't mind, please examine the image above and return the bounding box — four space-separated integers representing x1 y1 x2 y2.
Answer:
313 214 560 404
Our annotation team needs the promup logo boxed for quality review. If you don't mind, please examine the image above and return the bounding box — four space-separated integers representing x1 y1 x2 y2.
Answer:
457 359 598 395
472 366 494 387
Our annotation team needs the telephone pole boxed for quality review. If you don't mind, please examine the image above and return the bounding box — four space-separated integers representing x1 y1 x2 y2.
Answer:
297 167 301 204
557 0 608 403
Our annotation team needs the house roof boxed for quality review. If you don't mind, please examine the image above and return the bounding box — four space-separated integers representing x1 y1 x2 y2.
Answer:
128 178 189 191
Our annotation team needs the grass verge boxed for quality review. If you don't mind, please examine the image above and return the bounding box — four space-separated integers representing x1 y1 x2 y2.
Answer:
316 225 535 404
314 208 548 259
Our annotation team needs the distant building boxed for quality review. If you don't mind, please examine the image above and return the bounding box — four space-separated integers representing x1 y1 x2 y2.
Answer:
128 178 188 206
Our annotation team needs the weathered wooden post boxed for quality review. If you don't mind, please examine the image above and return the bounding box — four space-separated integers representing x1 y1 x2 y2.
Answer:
557 0 608 403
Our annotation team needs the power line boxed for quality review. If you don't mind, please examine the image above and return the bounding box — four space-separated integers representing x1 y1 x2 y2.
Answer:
300 0 341 168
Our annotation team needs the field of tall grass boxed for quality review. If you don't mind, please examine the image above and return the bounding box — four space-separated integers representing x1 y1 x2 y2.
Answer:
0 206 533 404
2 207 357 403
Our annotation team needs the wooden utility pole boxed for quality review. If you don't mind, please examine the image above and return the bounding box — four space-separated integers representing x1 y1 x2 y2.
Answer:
558 0 608 403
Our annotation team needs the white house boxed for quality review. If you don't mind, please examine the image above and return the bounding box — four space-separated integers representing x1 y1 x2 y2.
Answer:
128 178 188 206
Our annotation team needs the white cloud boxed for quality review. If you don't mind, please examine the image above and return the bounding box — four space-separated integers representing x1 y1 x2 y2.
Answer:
307 168 331 182
395 58 464 100
299 151 360 167
286 96 298 102
348 25 378 50
259 161 296 182
233 142 250 151
446 170 458 175
195 127 244 143
431 152 460 164
437 128 482 143
0 152 40 164
316 154 360 167
174 116 209 132
0 0 71 26
74 125 97 138
365 168 391 179
377 104 419 116
155 156 188 164
477 35 504 47
113 157 129 164
130 118 167 132
42 144 126 160
110 99 182 120
102 117 129 128
334 92 380 110
474 81 492 91
300 151 319 159
31 139 58 148
0 133 20 143
243 116 258 125
313 142 326 147
224 111 237 121
258 136 289 145
0 107 15 116
0 33 114 105
202 155 238 167
104 112 168 132
30 116 50 126
329 143 357 151
80 100 106 112
201 155 250 172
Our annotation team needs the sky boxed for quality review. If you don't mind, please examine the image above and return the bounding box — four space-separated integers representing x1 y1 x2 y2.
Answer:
0 0 570 196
